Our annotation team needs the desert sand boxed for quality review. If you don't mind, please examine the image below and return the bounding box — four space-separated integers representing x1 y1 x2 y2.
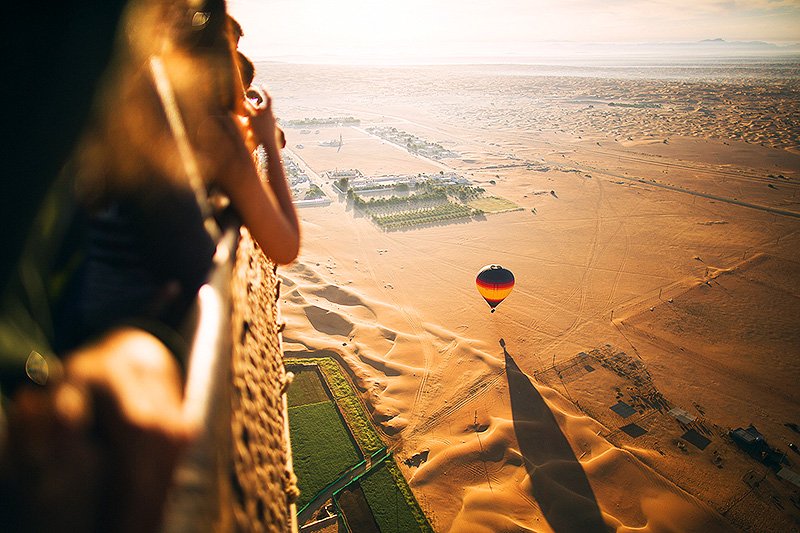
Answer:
261 62 800 531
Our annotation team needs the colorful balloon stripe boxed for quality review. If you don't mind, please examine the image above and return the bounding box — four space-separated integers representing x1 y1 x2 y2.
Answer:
479 288 513 303
475 279 515 290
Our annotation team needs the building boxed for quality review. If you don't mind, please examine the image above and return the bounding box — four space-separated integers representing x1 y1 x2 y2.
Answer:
730 425 767 457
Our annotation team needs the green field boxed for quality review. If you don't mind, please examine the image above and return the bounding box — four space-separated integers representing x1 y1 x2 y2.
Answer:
289 401 362 508
288 359 431 531
287 367 331 407
354 460 432 533
289 359 384 454
467 196 519 213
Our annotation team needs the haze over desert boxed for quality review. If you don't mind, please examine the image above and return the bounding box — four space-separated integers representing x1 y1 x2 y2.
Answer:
257 58 800 532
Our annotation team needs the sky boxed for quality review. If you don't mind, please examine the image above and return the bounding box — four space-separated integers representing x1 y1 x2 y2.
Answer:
227 0 800 63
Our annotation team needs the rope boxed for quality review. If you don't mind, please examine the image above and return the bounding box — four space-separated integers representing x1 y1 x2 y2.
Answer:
148 55 221 242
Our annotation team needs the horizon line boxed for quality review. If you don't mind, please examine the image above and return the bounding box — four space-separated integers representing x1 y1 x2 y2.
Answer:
241 39 800 65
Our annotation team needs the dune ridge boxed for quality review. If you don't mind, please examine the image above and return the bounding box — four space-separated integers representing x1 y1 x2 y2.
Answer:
281 259 733 531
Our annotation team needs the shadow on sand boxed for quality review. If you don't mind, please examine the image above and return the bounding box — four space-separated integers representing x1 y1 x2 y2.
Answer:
502 339 609 532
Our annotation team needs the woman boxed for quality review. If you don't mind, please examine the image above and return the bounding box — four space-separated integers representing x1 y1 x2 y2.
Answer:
62 0 300 352
1 1 300 530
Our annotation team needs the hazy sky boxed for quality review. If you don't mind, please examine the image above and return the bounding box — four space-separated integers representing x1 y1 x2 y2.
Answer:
227 0 800 61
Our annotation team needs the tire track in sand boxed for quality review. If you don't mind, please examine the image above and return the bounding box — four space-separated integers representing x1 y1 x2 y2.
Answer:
531 171 606 362
351 217 439 430
414 369 506 436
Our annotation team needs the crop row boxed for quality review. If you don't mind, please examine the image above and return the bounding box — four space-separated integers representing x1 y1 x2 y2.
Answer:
372 203 480 230
353 190 447 210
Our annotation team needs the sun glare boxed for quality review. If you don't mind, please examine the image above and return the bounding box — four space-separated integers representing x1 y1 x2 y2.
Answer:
229 0 800 63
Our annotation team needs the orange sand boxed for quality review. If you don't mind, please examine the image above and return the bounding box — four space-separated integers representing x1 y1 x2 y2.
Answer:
265 63 800 532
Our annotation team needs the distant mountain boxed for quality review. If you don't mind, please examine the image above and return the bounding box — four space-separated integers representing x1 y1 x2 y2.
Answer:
656 38 800 55
700 37 778 48
624 39 800 57
513 39 800 59
696 39 779 49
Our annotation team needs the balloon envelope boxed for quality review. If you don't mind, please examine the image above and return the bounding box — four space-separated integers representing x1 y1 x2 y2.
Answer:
476 264 514 312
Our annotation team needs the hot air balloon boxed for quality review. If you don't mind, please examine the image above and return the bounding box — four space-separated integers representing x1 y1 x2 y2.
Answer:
476 264 515 313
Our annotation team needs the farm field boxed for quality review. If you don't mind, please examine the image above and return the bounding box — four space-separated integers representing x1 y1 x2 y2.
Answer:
289 358 384 454
287 366 362 509
466 196 520 213
337 484 381 533
359 460 431 533
286 359 432 530
372 203 477 231
287 366 331 407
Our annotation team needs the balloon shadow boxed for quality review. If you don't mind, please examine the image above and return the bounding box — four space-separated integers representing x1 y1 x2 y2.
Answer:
501 339 609 532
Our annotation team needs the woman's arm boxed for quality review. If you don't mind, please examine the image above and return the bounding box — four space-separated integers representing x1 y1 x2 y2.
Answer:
202 90 300 265
247 91 300 256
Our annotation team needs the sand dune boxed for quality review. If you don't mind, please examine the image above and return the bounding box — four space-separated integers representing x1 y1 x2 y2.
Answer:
269 63 800 531
281 258 736 531
309 284 369 308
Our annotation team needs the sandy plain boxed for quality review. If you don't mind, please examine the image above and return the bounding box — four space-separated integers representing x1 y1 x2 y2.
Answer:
258 62 800 531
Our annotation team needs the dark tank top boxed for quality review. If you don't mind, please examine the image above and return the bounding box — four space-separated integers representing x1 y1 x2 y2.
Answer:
55 182 216 354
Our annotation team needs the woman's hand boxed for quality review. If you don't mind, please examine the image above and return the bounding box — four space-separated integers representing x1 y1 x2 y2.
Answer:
244 86 286 150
